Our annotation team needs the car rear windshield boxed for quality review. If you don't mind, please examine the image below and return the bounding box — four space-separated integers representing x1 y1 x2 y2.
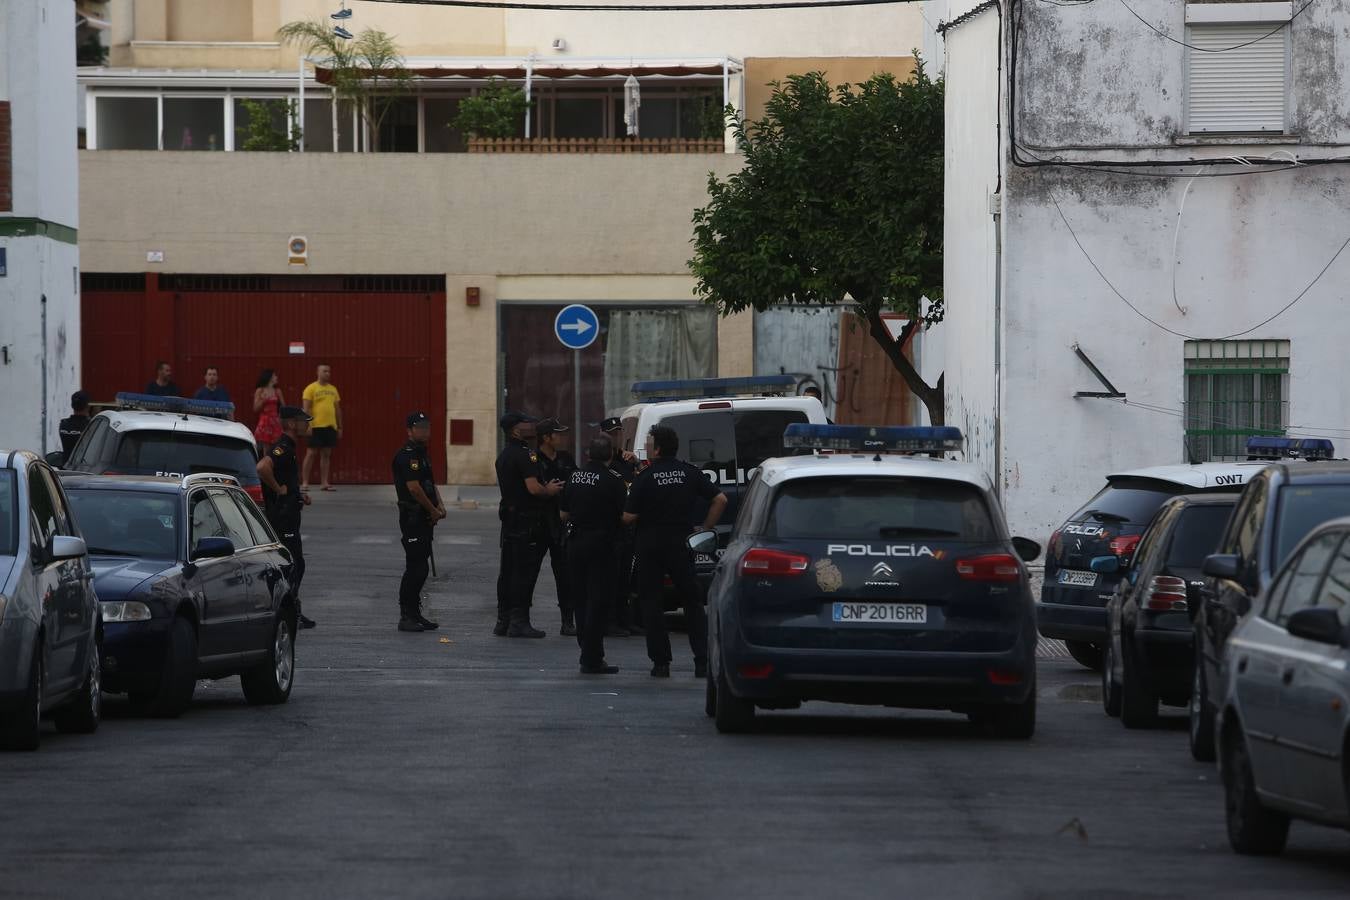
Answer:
113 432 259 484
767 477 999 542
1075 478 1185 524
1275 484 1350 566
67 489 179 559
0 471 16 556
1167 504 1235 568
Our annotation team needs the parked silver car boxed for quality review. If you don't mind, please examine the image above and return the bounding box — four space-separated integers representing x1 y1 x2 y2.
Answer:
1216 517 1350 855
0 451 102 750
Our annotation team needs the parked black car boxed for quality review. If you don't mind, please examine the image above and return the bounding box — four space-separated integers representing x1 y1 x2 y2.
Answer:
1191 456 1350 760
61 473 298 716
1100 493 1238 728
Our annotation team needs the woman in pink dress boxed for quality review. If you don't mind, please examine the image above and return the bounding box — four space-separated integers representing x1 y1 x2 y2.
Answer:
253 368 285 451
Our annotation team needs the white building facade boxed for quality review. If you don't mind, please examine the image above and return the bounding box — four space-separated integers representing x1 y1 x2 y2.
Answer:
0 0 81 454
931 0 1350 540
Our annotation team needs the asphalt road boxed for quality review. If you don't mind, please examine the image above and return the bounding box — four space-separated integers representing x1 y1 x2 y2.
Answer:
3 488 1348 899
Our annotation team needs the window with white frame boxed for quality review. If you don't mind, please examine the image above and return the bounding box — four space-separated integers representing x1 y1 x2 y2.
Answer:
1185 3 1292 134
1184 339 1289 461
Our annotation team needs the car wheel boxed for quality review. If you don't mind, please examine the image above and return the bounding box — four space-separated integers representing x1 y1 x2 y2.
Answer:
975 677 1037 740
1189 656 1217 762
1120 637 1158 729
1066 640 1103 672
241 611 295 706
704 665 717 719
133 616 197 719
54 637 102 735
1101 636 1122 718
1223 727 1289 855
714 665 755 734
0 646 43 752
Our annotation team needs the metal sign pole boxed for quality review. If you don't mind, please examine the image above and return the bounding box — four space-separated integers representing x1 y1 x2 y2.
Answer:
573 349 582 456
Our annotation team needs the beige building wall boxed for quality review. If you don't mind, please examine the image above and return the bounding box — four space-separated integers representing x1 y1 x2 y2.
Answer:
743 57 918 123
79 151 746 482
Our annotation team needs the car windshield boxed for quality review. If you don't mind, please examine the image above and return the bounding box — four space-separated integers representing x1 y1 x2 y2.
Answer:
768 476 999 542
1077 478 1184 524
67 489 179 559
1274 484 1350 566
1166 504 1235 568
0 471 16 556
114 432 258 483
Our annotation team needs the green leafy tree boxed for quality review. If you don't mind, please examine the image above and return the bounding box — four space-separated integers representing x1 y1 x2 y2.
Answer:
236 98 300 152
690 65 946 423
453 80 532 139
278 20 411 152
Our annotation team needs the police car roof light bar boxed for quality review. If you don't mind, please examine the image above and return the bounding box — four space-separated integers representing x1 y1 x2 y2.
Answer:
783 424 964 455
115 392 236 420
631 374 798 402
1245 435 1336 461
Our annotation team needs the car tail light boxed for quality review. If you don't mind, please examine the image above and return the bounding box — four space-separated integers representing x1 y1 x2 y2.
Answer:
1145 575 1188 611
987 669 1024 686
663 576 673 588
699 401 732 410
955 553 1020 583
1109 534 1141 560
1048 530 1062 556
740 548 810 577
738 663 775 679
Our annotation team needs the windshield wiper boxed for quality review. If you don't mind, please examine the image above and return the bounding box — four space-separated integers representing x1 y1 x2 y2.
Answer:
879 526 961 537
86 547 133 556
1084 509 1128 523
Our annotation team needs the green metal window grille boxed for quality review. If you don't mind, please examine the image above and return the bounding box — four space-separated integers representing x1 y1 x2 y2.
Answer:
1184 340 1289 461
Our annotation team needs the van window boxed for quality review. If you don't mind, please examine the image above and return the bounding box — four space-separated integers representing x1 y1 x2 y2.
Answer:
659 411 736 474
69 417 109 468
733 409 809 472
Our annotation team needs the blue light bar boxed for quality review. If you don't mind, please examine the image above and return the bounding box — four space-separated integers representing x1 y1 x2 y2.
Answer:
1246 436 1335 461
115 392 235 419
632 375 797 402
783 424 964 455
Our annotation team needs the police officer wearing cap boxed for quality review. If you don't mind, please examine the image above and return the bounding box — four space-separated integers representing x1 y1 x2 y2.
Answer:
494 412 562 638
257 405 316 629
535 417 578 636
560 436 626 674
393 412 446 632
623 424 727 678
599 416 642 636
59 391 92 457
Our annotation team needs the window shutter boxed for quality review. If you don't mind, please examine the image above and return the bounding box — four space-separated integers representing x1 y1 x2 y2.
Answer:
1186 24 1287 133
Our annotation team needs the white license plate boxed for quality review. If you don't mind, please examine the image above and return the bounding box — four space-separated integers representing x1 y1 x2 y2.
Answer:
832 602 927 624
1058 569 1098 587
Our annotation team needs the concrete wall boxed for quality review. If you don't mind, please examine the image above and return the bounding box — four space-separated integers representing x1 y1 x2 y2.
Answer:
0 0 81 454
743 57 916 124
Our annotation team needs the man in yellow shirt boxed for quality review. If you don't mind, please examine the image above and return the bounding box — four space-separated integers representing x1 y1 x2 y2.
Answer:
302 364 343 491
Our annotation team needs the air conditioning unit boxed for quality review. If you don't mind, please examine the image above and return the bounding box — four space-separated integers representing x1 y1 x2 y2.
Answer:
551 38 566 52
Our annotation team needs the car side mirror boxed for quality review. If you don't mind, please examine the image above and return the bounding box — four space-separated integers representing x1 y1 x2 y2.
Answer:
1202 553 1240 579
1286 607 1346 646
191 537 235 560
1012 536 1041 562
50 535 88 561
1089 555 1120 575
687 530 718 555
45 451 67 468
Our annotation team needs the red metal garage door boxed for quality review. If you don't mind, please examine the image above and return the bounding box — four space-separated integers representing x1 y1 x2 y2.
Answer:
81 273 447 484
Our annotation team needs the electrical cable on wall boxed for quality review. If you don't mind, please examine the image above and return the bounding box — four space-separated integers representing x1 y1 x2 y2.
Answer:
1118 0 1317 53
363 0 925 11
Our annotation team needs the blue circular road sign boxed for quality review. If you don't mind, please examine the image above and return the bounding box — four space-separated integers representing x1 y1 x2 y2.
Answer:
554 304 600 351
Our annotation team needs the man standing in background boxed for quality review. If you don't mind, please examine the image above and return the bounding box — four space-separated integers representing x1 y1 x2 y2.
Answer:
194 366 233 419
58 391 92 457
302 364 343 492
535 417 578 636
144 361 179 397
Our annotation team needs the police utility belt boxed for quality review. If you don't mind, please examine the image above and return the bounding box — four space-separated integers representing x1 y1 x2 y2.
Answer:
398 499 437 527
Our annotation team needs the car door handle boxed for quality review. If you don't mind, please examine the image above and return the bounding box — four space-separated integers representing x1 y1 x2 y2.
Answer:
1282 668 1294 685
1237 656 1248 674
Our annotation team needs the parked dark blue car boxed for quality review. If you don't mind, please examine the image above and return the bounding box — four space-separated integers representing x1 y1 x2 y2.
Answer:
60 473 298 716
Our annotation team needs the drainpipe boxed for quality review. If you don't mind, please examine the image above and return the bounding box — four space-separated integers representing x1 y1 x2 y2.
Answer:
40 293 48 454
722 58 730 151
524 55 534 138
298 56 306 151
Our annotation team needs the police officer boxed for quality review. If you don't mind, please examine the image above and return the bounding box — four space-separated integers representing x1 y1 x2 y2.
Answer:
560 436 627 674
256 405 316 630
535 417 578 636
58 391 92 457
599 416 642 637
494 412 562 638
623 424 728 678
392 412 446 633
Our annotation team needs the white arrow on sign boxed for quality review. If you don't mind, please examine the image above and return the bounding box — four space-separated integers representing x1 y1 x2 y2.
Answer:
560 320 593 334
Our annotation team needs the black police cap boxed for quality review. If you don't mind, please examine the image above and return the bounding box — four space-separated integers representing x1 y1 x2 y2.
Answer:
499 411 537 432
598 416 623 433
406 411 431 428
536 417 570 436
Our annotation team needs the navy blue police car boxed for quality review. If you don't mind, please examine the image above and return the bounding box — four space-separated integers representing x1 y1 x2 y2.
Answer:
698 425 1042 737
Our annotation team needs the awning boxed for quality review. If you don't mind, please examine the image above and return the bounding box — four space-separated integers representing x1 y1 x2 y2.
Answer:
313 56 743 84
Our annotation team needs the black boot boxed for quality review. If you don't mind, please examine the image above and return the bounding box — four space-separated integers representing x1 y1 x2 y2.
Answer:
398 599 425 632
416 594 439 630
507 607 545 639
560 609 577 637
296 598 317 630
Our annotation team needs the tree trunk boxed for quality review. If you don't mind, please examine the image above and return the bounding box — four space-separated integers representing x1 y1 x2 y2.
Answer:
863 309 945 427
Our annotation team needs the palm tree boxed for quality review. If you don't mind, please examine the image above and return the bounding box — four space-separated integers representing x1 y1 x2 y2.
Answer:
278 20 412 152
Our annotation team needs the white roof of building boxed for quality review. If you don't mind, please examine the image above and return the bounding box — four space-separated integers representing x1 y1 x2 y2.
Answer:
620 395 824 419
756 453 994 492
98 409 256 444
1107 461 1268 489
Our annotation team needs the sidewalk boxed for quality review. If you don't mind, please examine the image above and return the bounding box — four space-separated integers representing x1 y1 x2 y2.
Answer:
311 484 500 509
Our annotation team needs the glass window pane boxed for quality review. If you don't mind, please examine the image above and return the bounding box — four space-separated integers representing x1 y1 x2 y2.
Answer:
189 491 227 547
233 98 293 151
768 477 999 542
1275 531 1341 624
209 489 256 550
163 97 225 151
337 99 355 151
1318 536 1350 626
555 97 605 138
303 98 334 152
96 97 158 150
639 97 678 138
66 489 179 560
376 97 418 152
424 98 465 152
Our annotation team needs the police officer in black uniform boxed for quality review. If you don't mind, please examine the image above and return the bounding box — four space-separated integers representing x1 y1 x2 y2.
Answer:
494 412 563 638
256 405 316 629
58 391 92 457
560 436 627 674
535 417 578 636
623 424 728 678
599 417 642 636
392 412 446 633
